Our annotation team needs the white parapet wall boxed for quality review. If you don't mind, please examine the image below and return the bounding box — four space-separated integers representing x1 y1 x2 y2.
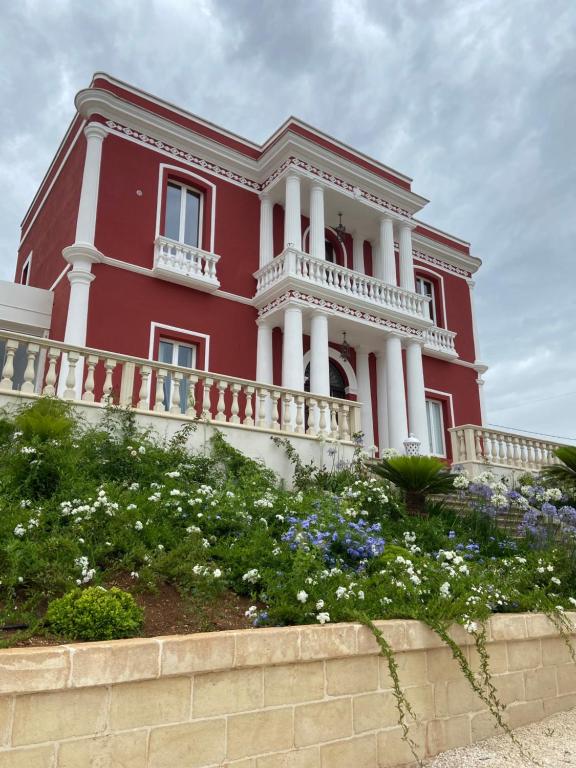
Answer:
0 614 574 767
0 280 53 334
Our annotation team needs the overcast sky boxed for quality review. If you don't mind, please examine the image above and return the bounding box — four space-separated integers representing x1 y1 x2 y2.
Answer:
1 0 574 442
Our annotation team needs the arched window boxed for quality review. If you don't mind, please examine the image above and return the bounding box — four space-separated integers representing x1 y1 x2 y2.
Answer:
304 360 347 399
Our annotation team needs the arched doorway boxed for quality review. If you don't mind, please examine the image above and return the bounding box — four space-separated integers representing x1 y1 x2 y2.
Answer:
304 359 348 399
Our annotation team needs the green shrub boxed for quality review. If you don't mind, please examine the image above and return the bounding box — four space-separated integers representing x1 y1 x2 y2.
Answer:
45 587 144 641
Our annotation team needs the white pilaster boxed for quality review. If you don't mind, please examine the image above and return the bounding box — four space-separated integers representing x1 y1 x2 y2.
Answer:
352 234 365 273
259 194 274 268
375 351 389 452
380 216 396 285
406 340 430 454
281 305 304 391
355 346 374 451
75 123 108 245
309 312 330 395
467 279 484 363
309 184 325 260
385 334 408 452
256 322 273 384
399 223 415 292
284 173 302 251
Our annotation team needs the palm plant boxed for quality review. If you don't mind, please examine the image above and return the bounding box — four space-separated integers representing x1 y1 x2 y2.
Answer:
370 455 455 517
542 446 576 491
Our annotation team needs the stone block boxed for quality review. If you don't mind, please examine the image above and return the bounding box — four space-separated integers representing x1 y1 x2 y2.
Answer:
356 621 406 654
294 698 352 747
264 662 324 706
434 677 483 717
0 697 11 747
320 734 377 768
505 699 544 729
543 692 576 716
525 613 557 638
148 719 226 768
506 639 540 671
468 641 508 675
326 656 378 696
300 625 357 661
0 746 54 768
377 724 426 767
427 715 471 755
256 747 321 768
194 667 262 716
490 614 527 641
353 691 397 733
524 666 557 700
227 708 293 760
70 638 159 687
12 687 107 746
0 648 69 695
493 671 525 705
426 647 466 682
556 662 576 694
541 637 574 666
235 628 300 668
58 731 148 768
379 650 427 688
470 710 501 742
404 622 444 651
161 632 235 676
109 676 191 729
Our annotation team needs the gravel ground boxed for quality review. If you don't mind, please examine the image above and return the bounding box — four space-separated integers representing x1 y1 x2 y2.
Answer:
425 708 576 767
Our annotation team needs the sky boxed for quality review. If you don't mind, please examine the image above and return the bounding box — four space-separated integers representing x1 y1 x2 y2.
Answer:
0 0 575 442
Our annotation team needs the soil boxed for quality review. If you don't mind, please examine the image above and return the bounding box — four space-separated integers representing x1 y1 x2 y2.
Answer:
3 577 257 647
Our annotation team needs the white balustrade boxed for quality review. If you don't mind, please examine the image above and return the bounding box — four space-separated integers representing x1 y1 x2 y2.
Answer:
0 329 361 445
422 327 457 355
153 235 220 290
254 249 431 320
449 425 566 474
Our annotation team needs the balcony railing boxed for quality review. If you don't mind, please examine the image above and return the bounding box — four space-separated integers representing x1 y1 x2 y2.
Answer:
450 425 564 474
422 326 457 356
254 249 431 321
0 330 360 443
153 236 220 291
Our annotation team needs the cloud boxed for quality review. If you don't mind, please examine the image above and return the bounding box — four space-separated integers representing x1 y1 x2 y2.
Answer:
0 0 574 439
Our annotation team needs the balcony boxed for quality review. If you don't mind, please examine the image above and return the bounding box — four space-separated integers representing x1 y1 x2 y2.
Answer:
254 248 432 324
153 236 220 292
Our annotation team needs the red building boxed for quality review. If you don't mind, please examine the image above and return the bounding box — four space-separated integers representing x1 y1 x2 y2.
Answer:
12 73 487 458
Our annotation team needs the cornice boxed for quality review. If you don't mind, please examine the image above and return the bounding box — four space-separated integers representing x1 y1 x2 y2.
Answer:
412 233 481 277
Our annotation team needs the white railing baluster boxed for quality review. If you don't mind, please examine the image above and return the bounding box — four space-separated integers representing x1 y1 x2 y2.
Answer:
243 385 254 426
201 377 213 420
294 395 305 434
137 365 152 410
170 371 183 414
42 347 61 396
271 391 281 430
20 343 40 394
306 397 317 436
282 393 293 433
100 358 117 404
154 369 167 412
82 355 99 402
0 339 19 391
230 383 241 423
186 374 198 416
215 380 228 421
63 351 80 400
257 387 268 428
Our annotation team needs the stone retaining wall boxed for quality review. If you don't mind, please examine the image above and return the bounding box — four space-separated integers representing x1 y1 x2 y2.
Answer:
0 614 575 767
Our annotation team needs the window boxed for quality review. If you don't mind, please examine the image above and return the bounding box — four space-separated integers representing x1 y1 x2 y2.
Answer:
21 253 32 285
325 240 335 263
426 399 445 457
304 360 347 399
164 182 201 247
157 339 196 412
416 277 436 324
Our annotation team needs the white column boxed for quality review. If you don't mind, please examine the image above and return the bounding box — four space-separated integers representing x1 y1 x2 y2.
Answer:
355 346 374 451
281 305 304 391
406 340 430 453
284 173 302 251
256 322 273 384
399 223 415 292
259 194 274 268
477 373 487 425
352 234 365 273
75 123 108 245
385 334 408 452
378 216 396 285
375 351 389 452
467 279 484 363
309 184 325 260
309 312 330 395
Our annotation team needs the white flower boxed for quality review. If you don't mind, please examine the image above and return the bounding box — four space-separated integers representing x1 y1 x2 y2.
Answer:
296 590 308 603
464 620 478 634
165 470 180 478
130 571 139 579
316 612 331 624
245 605 258 619
13 524 26 538
134 520 143 531
213 569 222 578
551 577 561 585
453 474 470 489
186 525 202 534
440 581 451 598
568 597 576 607
127 504 137 511
170 489 182 497
335 586 347 599
129 483 140 491
316 599 325 610
138 445 146 454
20 446 36 455
357 590 365 600
242 569 260 584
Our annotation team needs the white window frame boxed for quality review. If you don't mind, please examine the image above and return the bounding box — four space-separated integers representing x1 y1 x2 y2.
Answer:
416 276 437 325
157 337 197 413
163 181 203 249
425 398 446 458
21 252 33 285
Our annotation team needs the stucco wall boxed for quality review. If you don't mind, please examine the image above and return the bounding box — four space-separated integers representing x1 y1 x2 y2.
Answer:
0 614 574 767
